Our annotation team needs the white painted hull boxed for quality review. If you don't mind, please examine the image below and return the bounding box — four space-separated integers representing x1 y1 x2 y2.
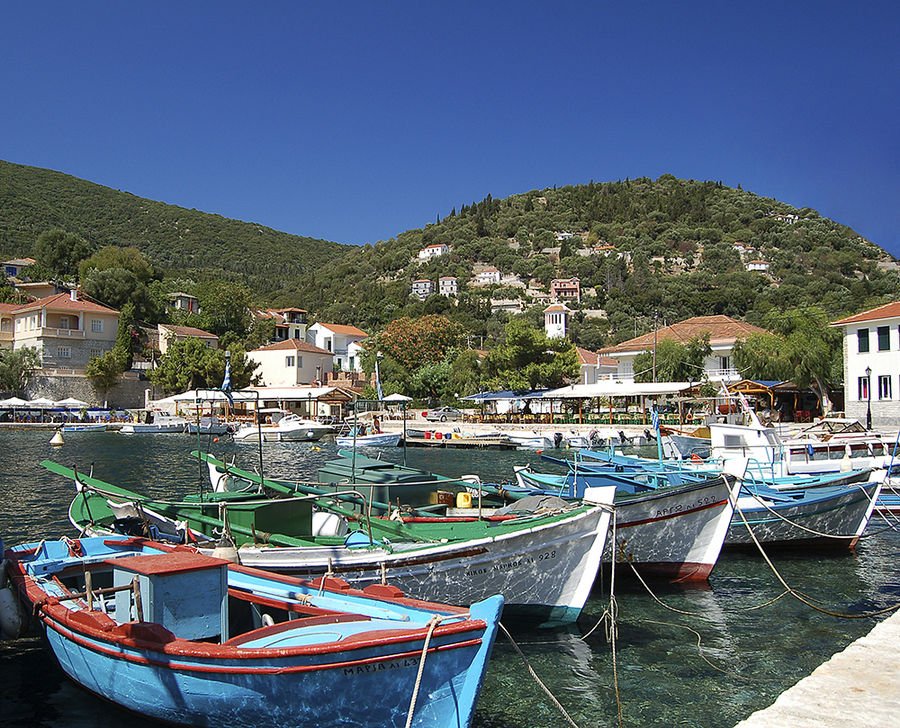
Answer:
200 491 615 626
334 433 402 448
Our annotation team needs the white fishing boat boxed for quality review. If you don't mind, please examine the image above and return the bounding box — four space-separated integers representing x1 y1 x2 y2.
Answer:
334 432 402 448
187 415 235 435
60 423 107 432
232 411 332 442
498 431 555 449
120 412 189 434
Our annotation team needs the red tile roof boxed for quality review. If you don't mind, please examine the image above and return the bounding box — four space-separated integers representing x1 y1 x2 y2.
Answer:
599 315 769 355
252 339 332 355
13 292 119 315
544 303 572 313
315 322 368 337
159 324 218 339
576 347 598 366
831 302 900 326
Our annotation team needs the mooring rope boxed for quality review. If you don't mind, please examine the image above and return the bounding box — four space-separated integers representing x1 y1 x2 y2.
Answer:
499 622 582 728
405 615 442 728
730 489 900 619
738 486 872 541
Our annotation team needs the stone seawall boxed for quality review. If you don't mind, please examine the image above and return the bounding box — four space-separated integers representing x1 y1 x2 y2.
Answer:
25 373 155 409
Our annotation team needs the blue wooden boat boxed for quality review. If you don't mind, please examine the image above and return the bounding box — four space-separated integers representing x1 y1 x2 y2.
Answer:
3 534 503 728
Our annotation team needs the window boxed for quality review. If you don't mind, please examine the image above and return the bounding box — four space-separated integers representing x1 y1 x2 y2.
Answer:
720 356 731 371
91 319 103 333
858 376 870 401
857 328 870 353
879 375 892 400
349 356 355 370
89 348 102 359
878 326 890 351
296 356 302 368
59 316 70 330
285 356 295 367
57 346 71 359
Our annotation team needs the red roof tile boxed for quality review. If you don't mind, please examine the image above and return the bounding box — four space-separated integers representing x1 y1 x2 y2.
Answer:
314 322 368 337
13 292 119 315
159 324 218 339
252 339 333 355
831 302 900 326
599 315 769 355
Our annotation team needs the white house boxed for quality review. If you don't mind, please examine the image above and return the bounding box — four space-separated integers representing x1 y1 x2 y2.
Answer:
831 302 900 427
306 322 368 372
746 260 770 272
544 303 572 340
247 339 334 387
474 268 501 286
250 307 308 341
411 279 434 300
418 243 450 261
598 315 769 382
439 276 458 296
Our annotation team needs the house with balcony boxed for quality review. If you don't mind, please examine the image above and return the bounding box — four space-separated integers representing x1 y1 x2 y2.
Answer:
831 302 900 427
550 277 581 302
11 291 120 370
157 324 219 355
598 315 769 383
247 339 334 387
306 322 368 372
474 268 501 286
411 279 434 300
418 243 450 261
250 307 308 341
439 276 458 296
0 303 16 350
746 260 770 272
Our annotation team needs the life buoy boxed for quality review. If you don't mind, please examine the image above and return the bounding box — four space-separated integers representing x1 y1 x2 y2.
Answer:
690 453 703 462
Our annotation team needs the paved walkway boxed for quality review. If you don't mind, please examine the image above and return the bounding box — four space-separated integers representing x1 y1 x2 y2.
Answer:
734 609 900 727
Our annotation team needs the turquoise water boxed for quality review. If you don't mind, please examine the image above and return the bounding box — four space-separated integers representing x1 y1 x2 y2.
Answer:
1 431 898 727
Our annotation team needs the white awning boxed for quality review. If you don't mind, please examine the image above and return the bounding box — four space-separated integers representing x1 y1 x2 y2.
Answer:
542 381 693 399
0 397 28 407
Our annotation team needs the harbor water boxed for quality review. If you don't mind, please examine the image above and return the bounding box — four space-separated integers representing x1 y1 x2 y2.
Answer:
2 430 899 727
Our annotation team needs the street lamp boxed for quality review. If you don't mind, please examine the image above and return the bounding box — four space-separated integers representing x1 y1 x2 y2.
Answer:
865 366 872 430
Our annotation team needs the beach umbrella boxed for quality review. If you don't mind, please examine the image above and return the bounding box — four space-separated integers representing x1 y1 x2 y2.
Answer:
27 397 56 408
382 393 413 402
0 397 28 407
55 397 90 408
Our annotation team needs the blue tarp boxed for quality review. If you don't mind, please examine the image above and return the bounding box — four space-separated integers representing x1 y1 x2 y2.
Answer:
462 389 551 401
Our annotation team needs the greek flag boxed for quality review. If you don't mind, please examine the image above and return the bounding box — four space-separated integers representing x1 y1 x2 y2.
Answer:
375 357 384 401
651 407 660 431
221 359 234 408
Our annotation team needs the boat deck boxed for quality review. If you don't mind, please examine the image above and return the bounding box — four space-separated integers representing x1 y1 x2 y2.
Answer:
404 436 518 449
733 608 900 727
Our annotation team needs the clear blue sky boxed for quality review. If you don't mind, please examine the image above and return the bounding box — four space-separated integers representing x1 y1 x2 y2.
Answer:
1 2 897 256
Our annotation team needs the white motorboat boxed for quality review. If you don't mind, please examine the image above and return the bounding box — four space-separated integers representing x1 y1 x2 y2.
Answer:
119 412 188 434
499 431 555 449
232 411 332 442
334 432 402 448
187 415 235 435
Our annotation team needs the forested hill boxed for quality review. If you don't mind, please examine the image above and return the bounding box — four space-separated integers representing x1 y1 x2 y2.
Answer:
299 175 898 343
0 160 347 294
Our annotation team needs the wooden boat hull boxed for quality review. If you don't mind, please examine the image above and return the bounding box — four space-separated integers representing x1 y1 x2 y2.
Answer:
6 536 502 728
334 433 402 448
726 482 882 549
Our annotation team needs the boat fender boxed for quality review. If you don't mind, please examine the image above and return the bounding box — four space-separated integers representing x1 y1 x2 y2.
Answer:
344 531 378 549
0 562 27 640
210 537 241 564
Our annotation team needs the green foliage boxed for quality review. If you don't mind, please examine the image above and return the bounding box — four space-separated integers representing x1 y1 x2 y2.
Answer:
633 335 711 382
86 349 128 396
484 319 579 390
0 346 41 394
33 228 93 280
375 315 464 373
80 246 160 321
196 281 253 338
733 306 842 410
114 302 137 369
148 339 259 394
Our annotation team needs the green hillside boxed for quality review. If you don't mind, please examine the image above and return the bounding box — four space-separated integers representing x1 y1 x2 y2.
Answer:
0 160 347 294
299 176 899 343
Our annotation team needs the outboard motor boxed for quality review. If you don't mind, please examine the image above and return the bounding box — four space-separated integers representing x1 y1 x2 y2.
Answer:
553 432 564 449
618 430 631 446
644 428 656 443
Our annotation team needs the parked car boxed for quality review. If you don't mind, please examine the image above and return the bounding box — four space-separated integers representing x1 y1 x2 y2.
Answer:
425 406 464 422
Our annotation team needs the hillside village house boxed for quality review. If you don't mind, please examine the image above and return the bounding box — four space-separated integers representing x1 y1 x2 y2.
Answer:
11 291 119 370
550 277 581 302
247 339 334 387
0 303 18 350
831 302 900 427
598 315 769 383
306 322 368 372
439 276 458 296
12 280 61 299
418 243 450 261
411 279 434 300
474 268 501 286
251 307 308 341
3 257 35 278
166 292 200 315
746 260 770 272
576 347 618 385
157 324 219 355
